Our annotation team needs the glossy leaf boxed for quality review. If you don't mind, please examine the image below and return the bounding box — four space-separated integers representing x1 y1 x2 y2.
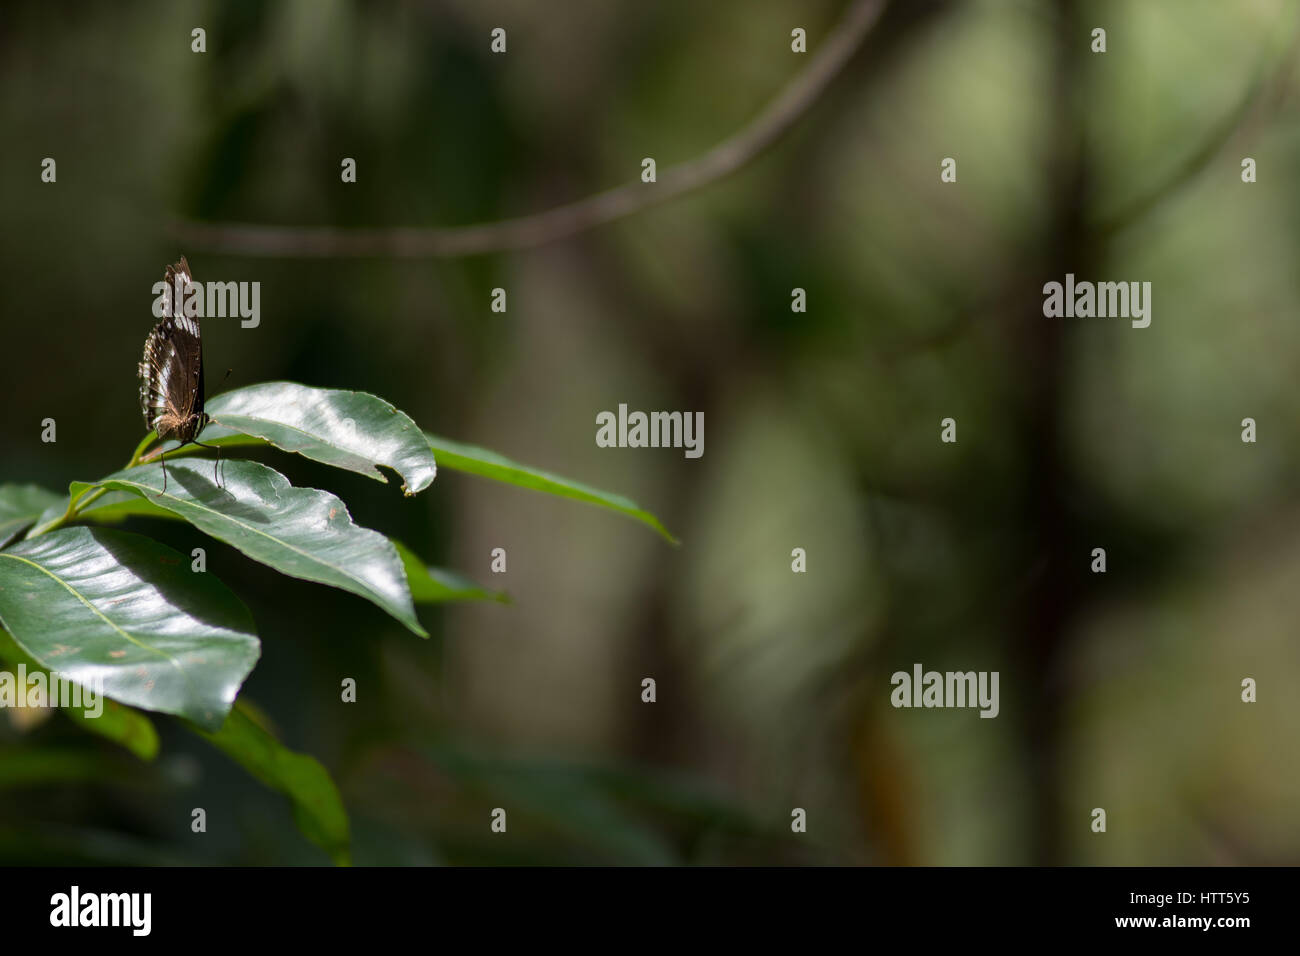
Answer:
426 434 678 544
79 458 426 637
393 540 508 604
0 527 259 730
0 629 159 760
0 484 64 548
194 701 351 866
204 382 437 495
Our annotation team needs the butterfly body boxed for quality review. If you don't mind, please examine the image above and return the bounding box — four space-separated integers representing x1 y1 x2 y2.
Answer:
138 257 221 491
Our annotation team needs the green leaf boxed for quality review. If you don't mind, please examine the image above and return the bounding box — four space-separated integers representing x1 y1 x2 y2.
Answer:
0 629 159 760
193 701 351 866
0 484 64 548
393 540 508 604
79 459 427 637
425 434 678 544
0 749 131 791
62 698 161 761
205 382 437 495
33 490 177 532
0 527 259 730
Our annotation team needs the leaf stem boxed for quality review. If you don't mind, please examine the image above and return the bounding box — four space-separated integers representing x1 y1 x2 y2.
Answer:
24 432 158 538
126 431 158 469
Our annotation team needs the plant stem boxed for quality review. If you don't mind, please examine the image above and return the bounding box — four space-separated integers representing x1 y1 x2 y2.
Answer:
126 431 157 469
24 432 158 539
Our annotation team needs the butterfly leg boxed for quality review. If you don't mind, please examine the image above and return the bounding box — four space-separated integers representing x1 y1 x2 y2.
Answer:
156 448 169 497
192 438 224 489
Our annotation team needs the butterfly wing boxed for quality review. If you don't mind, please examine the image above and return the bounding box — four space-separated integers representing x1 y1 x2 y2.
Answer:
138 258 204 442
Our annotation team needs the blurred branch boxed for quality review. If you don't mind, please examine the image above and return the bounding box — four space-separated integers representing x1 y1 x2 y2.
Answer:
169 0 887 258
1094 13 1299 239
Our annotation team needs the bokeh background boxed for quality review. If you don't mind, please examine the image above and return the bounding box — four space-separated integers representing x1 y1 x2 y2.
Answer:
2 0 1299 865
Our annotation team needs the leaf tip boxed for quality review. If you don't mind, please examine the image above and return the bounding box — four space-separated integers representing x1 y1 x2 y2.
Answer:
652 522 681 546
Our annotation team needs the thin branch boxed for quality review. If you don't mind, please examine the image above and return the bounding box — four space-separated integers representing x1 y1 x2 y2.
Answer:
1093 12 1300 239
169 0 887 258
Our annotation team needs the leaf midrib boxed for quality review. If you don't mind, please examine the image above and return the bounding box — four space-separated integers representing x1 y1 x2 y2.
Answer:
0 550 192 682
211 411 385 479
105 474 410 622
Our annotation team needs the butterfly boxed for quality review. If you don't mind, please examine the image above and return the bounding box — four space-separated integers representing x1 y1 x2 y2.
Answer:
138 256 223 495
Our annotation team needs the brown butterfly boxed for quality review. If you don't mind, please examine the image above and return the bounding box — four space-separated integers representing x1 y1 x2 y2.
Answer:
138 256 222 494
